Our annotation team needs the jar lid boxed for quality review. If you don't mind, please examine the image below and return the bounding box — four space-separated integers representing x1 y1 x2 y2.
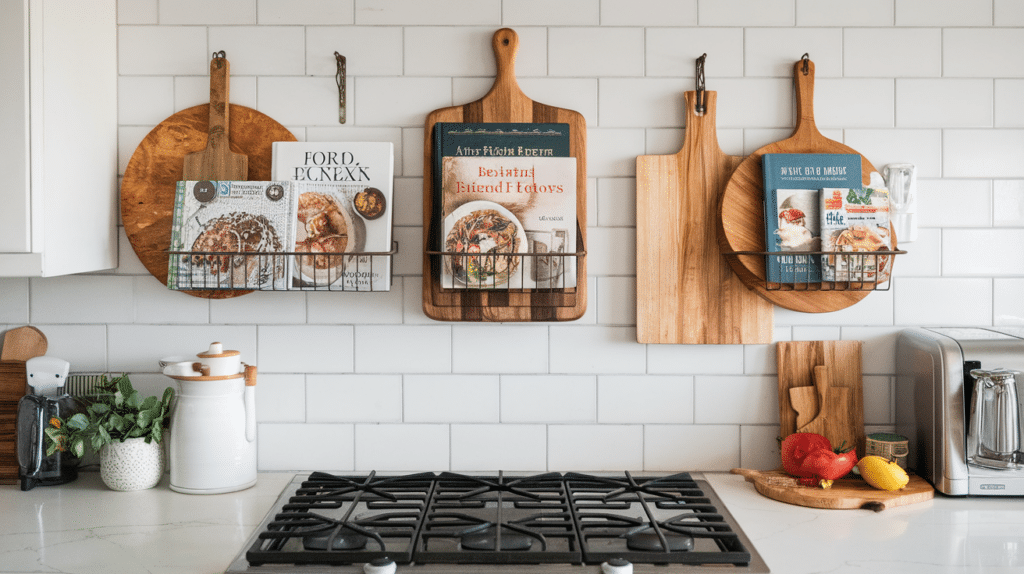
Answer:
197 342 241 358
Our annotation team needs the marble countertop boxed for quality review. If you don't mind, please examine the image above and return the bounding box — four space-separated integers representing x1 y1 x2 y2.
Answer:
2 471 1024 574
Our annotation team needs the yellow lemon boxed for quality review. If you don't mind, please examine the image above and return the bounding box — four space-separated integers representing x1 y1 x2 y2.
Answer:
858 455 910 491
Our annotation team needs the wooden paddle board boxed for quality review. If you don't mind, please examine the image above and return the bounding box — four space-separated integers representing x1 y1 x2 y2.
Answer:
422 28 587 322
777 340 865 455
717 58 895 313
182 53 248 182
121 104 296 299
731 468 933 511
636 91 772 344
0 326 47 362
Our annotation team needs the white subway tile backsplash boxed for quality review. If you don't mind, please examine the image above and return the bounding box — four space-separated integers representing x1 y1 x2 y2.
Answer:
38 326 108 373
943 229 1024 275
108 325 257 372
743 128 793 155
452 326 548 373
863 375 893 425
775 288 894 326
255 374 306 422
995 80 1024 127
895 228 942 276
259 423 354 471
699 0 795 26
995 279 1024 325
31 276 134 324
305 27 402 77
0 279 29 323
118 76 174 125
548 425 643 470
258 0 354 25
597 375 693 424
645 28 744 78
307 374 403 422
159 0 255 25
844 28 941 78
596 178 635 227
596 277 636 326
645 425 740 471
518 79 599 126
134 277 210 324
743 344 777 375
258 76 342 126
354 325 451 373
648 345 745 375
259 325 354 373
843 129 942 177
118 26 209 75
894 278 992 325
548 28 644 77
791 327 840 341
355 77 453 127
601 0 697 26
744 28 843 78
355 424 450 471
795 0 894 26
814 79 895 128
897 79 993 128
916 179 992 227
393 178 423 226
713 79 794 129
307 289 404 325
503 0 599 25
405 374 499 423
694 376 777 424
994 180 1024 226
842 326 901 375
587 129 646 177
996 0 1024 25
586 227 636 277
451 424 547 471
740 426 780 471
355 0 500 26
550 326 645 374
118 0 157 25
208 27 305 76
174 75 257 110
501 375 597 423
406 28 500 77
895 0 992 26
945 130 1024 178
599 78 688 128
209 291 305 324
392 227 423 277
944 29 1024 78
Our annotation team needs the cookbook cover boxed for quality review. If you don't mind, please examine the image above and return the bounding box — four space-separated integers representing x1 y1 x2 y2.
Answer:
440 156 577 290
272 142 394 291
820 187 893 283
762 153 862 283
167 180 299 290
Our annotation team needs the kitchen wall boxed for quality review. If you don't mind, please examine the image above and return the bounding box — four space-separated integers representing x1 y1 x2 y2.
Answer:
2 0 1023 473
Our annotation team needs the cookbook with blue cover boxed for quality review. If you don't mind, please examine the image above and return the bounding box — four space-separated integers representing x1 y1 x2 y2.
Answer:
762 153 862 283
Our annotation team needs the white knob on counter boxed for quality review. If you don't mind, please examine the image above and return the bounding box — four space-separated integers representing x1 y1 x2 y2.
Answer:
363 558 397 574
601 558 633 574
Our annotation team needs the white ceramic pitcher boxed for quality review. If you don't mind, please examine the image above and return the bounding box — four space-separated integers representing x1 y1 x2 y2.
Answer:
166 348 257 495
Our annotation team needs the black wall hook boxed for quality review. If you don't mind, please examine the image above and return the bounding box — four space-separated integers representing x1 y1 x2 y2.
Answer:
695 53 707 114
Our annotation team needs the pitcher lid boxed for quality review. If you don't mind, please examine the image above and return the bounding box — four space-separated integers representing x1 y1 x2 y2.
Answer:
197 342 240 358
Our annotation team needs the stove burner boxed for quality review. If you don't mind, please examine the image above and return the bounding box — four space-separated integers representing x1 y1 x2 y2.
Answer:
460 525 534 551
625 529 694 552
303 530 369 551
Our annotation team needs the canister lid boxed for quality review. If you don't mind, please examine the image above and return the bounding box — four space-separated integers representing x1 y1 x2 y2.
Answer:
197 342 241 358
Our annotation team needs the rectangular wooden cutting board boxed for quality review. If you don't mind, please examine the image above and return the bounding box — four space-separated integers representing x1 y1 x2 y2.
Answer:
636 91 772 344
421 29 587 322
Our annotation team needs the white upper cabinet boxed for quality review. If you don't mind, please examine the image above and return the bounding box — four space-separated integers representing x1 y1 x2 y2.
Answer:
0 0 118 277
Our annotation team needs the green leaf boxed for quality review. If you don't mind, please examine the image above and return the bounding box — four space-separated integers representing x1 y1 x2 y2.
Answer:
151 424 162 443
71 437 85 459
126 390 142 409
67 413 90 430
137 410 154 429
90 403 110 415
44 426 62 442
161 387 175 409
46 443 58 456
116 376 134 397
140 395 158 411
98 425 111 442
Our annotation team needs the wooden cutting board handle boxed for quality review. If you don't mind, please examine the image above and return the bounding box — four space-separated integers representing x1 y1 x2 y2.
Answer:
794 57 819 139
182 52 248 181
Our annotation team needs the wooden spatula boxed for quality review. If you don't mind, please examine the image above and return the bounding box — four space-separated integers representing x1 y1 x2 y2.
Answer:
1 326 47 361
183 52 248 181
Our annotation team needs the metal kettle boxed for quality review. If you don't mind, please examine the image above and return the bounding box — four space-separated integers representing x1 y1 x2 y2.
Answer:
968 368 1023 469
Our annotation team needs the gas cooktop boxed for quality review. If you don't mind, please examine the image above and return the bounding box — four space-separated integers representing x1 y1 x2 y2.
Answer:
226 471 769 574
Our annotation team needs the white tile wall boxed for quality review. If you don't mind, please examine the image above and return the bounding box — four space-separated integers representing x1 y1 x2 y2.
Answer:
12 0 1021 472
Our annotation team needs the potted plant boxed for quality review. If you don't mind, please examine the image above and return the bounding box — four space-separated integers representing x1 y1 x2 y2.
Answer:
46 374 174 491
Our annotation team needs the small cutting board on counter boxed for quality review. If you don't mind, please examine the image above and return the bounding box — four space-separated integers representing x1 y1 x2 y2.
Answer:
731 468 934 511
636 91 773 344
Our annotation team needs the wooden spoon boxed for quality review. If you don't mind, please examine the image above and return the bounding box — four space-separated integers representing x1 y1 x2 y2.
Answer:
182 52 248 181
1 326 47 361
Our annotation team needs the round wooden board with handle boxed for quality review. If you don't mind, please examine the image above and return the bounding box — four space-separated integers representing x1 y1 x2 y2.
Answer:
121 104 296 299
717 59 894 313
731 468 934 511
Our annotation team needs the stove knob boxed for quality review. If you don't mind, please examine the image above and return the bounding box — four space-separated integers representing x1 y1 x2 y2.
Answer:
363 558 396 574
601 558 633 574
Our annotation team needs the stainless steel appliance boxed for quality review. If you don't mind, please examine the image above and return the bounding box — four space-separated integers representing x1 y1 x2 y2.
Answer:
226 471 768 574
896 327 1024 496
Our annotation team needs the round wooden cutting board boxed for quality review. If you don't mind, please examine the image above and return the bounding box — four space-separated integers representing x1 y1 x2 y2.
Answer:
717 59 895 314
732 468 934 511
121 104 296 299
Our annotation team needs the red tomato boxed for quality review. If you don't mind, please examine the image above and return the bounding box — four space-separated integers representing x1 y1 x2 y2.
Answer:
780 433 832 477
800 446 858 480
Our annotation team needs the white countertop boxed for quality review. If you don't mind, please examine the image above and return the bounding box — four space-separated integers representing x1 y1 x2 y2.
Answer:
2 471 1024 574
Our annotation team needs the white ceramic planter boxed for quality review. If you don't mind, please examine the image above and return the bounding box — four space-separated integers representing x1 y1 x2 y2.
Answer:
99 437 165 491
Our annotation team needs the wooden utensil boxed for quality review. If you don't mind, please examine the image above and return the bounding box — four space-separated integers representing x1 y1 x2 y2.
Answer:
182 52 248 181
777 340 865 455
731 468 934 511
121 76 296 300
789 385 818 428
421 28 587 322
717 58 894 313
0 326 47 361
636 91 773 344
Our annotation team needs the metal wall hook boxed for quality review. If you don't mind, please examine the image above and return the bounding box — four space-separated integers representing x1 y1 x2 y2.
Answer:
695 53 707 114
801 53 810 75
335 51 347 124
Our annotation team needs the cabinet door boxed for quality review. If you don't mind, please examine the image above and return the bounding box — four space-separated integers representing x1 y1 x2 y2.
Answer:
0 0 118 277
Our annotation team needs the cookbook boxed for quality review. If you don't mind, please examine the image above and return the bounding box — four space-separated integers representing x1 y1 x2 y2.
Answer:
272 141 394 291
820 187 893 283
